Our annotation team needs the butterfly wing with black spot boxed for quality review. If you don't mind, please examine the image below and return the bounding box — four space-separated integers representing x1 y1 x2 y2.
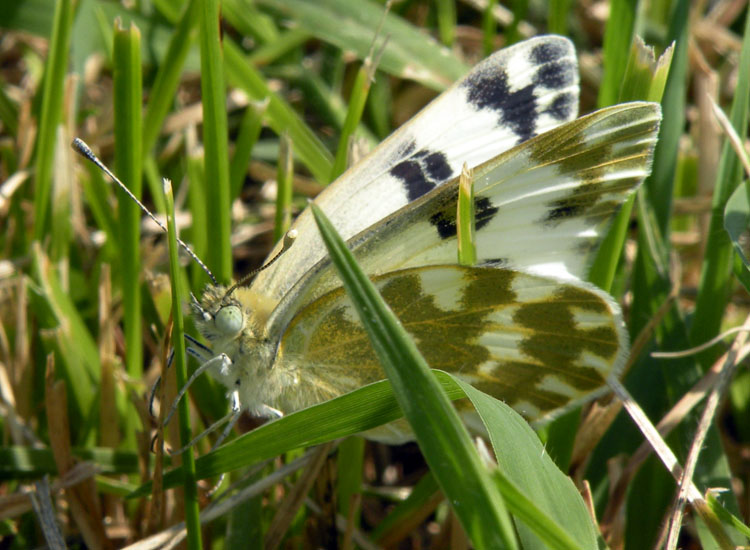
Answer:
252 36 579 306
268 102 660 323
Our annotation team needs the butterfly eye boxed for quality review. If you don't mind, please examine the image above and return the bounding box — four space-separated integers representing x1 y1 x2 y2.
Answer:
214 305 244 337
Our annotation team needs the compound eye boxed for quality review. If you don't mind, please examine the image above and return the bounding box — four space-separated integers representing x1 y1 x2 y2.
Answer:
214 305 244 337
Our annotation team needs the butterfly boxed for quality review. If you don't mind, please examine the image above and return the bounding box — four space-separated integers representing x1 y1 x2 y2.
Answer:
184 35 661 444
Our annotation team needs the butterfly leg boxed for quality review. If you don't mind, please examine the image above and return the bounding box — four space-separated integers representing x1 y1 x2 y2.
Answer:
148 334 213 418
169 388 242 456
163 352 232 428
210 389 243 450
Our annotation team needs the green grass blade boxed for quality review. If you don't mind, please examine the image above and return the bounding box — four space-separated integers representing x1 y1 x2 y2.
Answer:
547 0 572 35
597 0 638 108
457 165 477 266
589 38 672 291
481 0 497 57
435 0 456 47
32 245 100 439
309 204 518 549
330 62 372 181
223 0 279 44
255 0 467 90
336 437 364 529
142 0 200 156
131 376 462 495
0 446 142 477
246 27 311 66
646 0 689 237
690 7 750 360
457 380 596 550
113 20 143 450
230 99 268 201
224 40 333 184
273 132 293 242
32 0 74 239
0 79 19 135
163 179 203 550
724 181 750 288
199 0 232 283
186 145 209 289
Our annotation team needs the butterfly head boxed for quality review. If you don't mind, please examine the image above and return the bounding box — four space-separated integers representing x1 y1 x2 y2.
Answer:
192 283 278 345
192 285 247 343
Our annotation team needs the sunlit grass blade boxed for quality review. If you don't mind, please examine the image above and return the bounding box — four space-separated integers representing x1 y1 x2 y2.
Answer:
199 0 232 283
230 98 269 201
457 164 476 266
142 0 200 157
457 380 597 549
32 0 74 239
691 7 750 362
597 0 638 108
163 178 203 550
224 40 334 184
589 37 673 292
273 132 293 242
330 59 375 181
113 20 143 450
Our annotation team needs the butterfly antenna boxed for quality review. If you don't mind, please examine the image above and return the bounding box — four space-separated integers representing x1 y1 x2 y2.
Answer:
71 138 218 286
222 229 297 299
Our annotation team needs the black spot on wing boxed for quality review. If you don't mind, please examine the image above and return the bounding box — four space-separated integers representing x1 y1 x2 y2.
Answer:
393 139 416 159
463 70 538 145
543 182 603 225
530 40 567 65
390 159 433 201
482 258 510 268
546 92 575 121
430 211 457 240
423 151 452 181
429 195 499 239
462 42 576 145
390 147 453 202
533 59 576 89
475 197 500 230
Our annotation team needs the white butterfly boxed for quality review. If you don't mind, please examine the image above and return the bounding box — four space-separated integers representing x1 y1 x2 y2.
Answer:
182 36 660 444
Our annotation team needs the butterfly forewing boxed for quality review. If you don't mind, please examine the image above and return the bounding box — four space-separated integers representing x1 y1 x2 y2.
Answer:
271 265 626 443
274 102 660 317
252 35 579 306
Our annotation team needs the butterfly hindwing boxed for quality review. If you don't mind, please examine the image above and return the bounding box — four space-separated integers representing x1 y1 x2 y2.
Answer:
252 35 580 306
271 265 626 442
